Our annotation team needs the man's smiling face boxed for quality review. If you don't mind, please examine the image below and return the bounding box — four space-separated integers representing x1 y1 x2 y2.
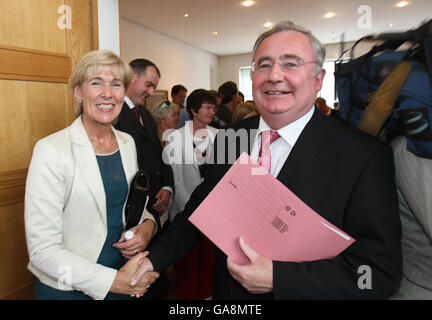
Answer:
252 30 325 127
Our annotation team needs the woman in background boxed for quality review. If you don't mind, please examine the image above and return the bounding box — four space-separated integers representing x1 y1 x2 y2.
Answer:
315 97 332 115
164 89 218 299
153 101 180 146
232 101 258 123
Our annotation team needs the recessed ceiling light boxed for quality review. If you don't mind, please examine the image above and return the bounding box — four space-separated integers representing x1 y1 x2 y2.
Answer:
242 0 255 7
324 12 336 19
264 22 273 28
212 31 218 35
389 23 395 27
184 13 189 18
395 1 409 8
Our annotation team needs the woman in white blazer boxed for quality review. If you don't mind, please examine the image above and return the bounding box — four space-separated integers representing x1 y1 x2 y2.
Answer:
163 89 217 299
25 51 159 300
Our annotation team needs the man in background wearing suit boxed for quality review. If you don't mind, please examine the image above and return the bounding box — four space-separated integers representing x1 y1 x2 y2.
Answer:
171 84 188 110
213 81 240 127
114 58 173 299
130 21 402 299
391 136 432 299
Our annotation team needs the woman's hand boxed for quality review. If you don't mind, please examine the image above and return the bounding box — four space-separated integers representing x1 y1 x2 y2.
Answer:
113 220 155 259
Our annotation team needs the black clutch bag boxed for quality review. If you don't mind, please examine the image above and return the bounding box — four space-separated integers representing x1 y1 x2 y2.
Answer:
124 170 151 231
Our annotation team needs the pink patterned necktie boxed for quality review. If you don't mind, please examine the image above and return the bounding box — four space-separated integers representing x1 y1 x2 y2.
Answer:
258 130 281 172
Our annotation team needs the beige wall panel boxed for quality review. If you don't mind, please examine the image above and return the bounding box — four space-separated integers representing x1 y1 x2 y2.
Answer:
0 80 69 172
0 80 31 171
66 0 98 68
0 0 67 54
0 46 71 83
26 82 70 144
0 169 27 208
0 202 33 299
0 0 97 300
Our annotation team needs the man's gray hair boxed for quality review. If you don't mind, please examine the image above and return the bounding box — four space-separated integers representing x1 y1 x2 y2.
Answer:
252 21 326 70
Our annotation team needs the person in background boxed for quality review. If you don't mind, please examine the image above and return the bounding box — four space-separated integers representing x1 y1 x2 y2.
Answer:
238 91 245 103
171 84 187 110
315 97 332 115
209 89 222 106
164 89 218 299
331 101 342 121
153 101 180 145
391 135 432 299
113 58 173 299
232 101 258 123
208 90 223 129
214 81 240 126
152 101 180 230
131 21 401 300
174 85 189 128
25 50 159 300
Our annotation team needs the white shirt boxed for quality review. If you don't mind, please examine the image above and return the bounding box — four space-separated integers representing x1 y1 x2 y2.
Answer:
124 96 144 126
250 107 315 177
124 96 134 109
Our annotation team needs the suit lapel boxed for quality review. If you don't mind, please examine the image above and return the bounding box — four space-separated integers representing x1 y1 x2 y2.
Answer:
121 103 154 142
114 128 136 181
69 117 107 225
137 104 157 142
276 109 333 192
225 111 332 192
239 116 260 156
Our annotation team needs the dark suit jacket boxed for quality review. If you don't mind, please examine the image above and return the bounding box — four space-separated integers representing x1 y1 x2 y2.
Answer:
148 108 402 299
114 102 174 229
216 104 232 124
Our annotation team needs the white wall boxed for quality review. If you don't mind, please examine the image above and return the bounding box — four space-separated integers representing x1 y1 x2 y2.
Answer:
120 18 218 94
218 53 252 88
98 0 120 55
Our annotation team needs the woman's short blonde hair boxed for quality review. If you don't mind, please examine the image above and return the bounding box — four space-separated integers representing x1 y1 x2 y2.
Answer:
153 101 180 124
232 101 258 123
68 50 132 116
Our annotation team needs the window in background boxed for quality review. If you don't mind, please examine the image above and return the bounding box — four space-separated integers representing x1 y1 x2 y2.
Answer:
318 60 336 108
239 66 253 101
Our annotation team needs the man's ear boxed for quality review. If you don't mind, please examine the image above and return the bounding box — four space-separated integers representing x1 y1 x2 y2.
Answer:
315 68 326 92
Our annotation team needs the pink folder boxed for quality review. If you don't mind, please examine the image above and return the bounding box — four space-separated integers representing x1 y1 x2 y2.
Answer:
189 153 355 265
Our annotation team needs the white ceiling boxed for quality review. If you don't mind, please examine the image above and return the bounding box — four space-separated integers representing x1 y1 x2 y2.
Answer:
120 0 432 56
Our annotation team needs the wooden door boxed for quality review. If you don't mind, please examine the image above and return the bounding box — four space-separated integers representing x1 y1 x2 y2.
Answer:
0 0 98 299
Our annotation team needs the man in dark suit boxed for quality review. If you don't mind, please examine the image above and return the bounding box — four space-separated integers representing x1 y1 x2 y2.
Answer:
114 58 173 299
130 21 402 299
212 81 240 128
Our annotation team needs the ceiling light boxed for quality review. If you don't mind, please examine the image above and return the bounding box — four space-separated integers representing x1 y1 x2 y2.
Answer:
242 1 255 7
324 12 336 19
389 23 395 27
395 1 409 8
212 31 218 35
184 13 189 18
263 22 273 28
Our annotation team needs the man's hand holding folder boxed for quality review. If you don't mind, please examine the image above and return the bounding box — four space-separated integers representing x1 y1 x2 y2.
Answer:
189 153 355 265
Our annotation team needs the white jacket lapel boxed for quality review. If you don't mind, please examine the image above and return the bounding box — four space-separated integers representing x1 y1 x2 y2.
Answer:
69 117 107 225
